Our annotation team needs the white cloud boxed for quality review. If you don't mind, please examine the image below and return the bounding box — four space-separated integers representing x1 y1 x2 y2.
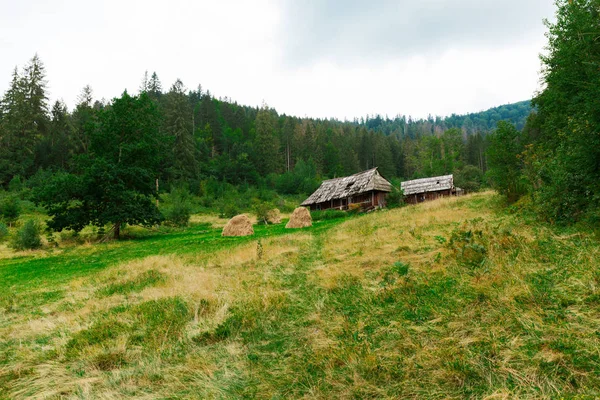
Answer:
0 0 552 120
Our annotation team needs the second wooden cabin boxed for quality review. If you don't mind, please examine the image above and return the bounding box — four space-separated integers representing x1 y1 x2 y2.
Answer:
401 174 461 204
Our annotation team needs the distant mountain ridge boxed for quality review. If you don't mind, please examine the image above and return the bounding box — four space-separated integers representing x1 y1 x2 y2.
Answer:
360 100 532 138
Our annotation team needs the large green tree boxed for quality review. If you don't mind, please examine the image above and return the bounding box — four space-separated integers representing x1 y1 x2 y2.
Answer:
530 0 600 221
35 92 168 239
486 121 526 203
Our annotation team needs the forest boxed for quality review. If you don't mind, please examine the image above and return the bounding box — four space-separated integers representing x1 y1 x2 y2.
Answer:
0 61 531 193
0 54 530 233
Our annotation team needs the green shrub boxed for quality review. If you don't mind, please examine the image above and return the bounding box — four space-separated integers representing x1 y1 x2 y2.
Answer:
0 222 8 241
164 187 193 227
311 209 347 221
8 175 23 193
10 220 42 250
219 203 240 219
448 229 487 270
0 195 21 226
455 165 484 193
253 202 273 225
385 184 404 208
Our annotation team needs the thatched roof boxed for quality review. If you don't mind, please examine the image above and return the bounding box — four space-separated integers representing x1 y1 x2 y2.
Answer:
401 175 454 196
301 168 393 206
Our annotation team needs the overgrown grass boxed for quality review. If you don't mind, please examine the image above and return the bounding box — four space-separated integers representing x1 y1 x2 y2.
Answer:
1 192 599 398
311 209 348 221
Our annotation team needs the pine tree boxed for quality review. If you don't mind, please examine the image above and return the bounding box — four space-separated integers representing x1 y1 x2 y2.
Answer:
147 72 162 101
0 55 50 184
35 100 73 170
139 70 149 93
163 79 197 181
253 104 280 176
374 135 395 178
71 85 96 155
282 117 296 171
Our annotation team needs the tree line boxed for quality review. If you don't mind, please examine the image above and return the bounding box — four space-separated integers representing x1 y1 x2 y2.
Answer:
0 56 531 196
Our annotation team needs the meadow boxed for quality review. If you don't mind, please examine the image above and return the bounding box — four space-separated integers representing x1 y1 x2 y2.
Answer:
1 192 599 399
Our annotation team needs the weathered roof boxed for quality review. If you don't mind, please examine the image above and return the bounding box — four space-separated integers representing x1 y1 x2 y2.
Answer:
301 168 393 206
401 175 454 196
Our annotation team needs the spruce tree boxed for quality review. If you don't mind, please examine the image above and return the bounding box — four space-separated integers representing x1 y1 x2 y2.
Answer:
0 55 50 183
71 85 96 155
253 104 280 176
163 79 197 181
147 72 162 101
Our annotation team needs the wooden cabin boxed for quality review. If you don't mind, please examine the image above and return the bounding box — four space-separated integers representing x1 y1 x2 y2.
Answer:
301 168 393 211
401 174 458 204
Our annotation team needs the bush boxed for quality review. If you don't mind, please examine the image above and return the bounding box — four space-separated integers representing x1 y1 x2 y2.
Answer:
8 175 23 193
0 195 21 226
0 222 8 241
163 188 193 227
386 183 404 209
11 220 42 250
455 165 484 193
219 203 240 219
253 202 273 225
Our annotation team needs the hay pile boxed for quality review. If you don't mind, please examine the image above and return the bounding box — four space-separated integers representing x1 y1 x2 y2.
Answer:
286 207 312 229
266 209 282 224
222 214 254 237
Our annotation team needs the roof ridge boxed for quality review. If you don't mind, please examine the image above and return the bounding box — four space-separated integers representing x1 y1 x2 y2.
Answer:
322 167 378 182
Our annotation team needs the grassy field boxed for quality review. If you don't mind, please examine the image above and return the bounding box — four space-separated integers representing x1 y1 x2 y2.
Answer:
1 192 599 399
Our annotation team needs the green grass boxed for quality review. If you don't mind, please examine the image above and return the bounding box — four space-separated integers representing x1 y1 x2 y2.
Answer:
0 219 338 292
1 193 600 398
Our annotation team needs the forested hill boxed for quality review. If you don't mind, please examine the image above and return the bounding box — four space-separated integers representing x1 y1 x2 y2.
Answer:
360 100 531 137
0 56 531 196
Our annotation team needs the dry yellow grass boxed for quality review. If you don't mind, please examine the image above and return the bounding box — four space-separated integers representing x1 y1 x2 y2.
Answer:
2 192 600 398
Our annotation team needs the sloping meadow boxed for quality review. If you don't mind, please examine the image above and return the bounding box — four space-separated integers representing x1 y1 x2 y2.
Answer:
1 192 599 398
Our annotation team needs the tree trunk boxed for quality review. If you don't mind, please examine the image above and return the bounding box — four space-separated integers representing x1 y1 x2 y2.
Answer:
113 222 121 240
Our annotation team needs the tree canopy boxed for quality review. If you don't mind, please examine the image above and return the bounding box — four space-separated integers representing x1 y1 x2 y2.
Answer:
34 92 167 238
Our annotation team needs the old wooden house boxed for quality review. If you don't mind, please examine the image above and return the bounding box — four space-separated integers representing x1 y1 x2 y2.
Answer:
401 174 457 204
301 168 393 211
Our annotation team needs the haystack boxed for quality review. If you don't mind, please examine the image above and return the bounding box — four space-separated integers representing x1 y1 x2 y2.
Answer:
222 214 254 237
286 207 312 229
266 209 282 224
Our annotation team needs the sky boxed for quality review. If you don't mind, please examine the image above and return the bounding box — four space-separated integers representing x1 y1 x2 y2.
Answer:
0 0 555 120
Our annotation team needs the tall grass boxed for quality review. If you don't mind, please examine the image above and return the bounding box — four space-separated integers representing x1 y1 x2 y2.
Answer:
1 192 599 398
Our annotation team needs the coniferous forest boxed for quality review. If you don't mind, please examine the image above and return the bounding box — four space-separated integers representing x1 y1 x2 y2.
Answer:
0 54 532 232
0 55 532 192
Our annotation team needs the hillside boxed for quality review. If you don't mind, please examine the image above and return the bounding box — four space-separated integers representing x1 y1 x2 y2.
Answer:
1 192 599 398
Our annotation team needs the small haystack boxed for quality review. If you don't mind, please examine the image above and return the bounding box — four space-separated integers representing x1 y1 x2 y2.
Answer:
222 214 254 237
286 207 312 229
266 209 282 224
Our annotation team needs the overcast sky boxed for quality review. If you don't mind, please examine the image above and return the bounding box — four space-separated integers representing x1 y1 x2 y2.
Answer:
0 0 555 120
